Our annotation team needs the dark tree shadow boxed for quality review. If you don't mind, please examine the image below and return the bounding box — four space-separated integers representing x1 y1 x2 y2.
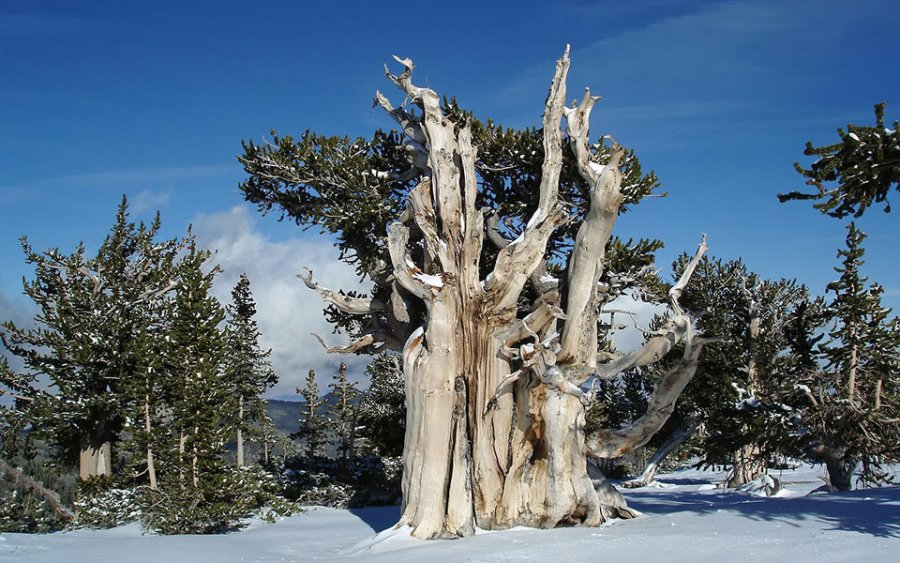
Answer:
347 505 402 533
625 485 900 538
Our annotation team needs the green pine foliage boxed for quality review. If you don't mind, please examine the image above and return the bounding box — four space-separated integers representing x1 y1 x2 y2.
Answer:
356 352 405 457
328 362 359 464
780 102 900 217
1 197 290 533
224 274 277 465
0 198 180 473
292 369 328 459
765 224 900 489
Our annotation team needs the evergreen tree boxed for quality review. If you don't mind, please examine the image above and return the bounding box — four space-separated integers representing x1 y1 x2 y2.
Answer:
328 362 359 465
0 196 186 480
779 102 900 218
139 243 252 533
670 256 804 487
162 243 229 489
766 224 900 490
356 353 405 457
293 369 327 459
223 274 277 467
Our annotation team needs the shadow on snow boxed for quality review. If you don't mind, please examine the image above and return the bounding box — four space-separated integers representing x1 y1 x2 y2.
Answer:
625 485 900 538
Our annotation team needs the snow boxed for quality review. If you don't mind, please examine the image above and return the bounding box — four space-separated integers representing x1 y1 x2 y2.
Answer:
588 161 607 177
402 326 424 352
539 274 559 287
412 272 443 288
3 464 898 562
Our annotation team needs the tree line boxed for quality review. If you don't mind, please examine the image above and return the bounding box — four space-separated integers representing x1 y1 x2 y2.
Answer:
0 197 282 533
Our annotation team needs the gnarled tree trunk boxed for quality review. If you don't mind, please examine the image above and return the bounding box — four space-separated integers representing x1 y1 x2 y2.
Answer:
301 48 710 539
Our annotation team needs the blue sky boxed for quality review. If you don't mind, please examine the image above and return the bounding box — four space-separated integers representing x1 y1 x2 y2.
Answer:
1 0 898 394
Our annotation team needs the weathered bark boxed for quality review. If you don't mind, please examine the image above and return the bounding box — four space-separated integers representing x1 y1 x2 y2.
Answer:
810 444 857 492
144 392 158 490
192 426 199 488
300 49 710 539
78 425 112 480
623 424 695 488
237 396 245 468
875 377 883 410
726 443 767 489
586 333 715 458
824 455 856 492
586 239 712 459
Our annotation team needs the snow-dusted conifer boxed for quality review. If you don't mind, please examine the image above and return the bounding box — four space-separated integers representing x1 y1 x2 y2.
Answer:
780 103 899 218
769 224 899 490
0 196 186 481
327 362 359 465
293 369 327 459
356 353 405 457
224 274 277 467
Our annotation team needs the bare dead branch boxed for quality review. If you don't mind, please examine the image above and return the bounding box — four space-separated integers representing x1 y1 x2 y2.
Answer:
311 332 377 354
297 268 380 315
587 336 720 458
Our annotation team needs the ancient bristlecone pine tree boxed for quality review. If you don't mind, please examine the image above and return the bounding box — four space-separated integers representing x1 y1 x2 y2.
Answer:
241 48 712 539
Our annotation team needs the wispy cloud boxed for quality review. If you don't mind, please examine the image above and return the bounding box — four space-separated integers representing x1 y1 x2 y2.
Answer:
130 189 172 215
0 163 236 204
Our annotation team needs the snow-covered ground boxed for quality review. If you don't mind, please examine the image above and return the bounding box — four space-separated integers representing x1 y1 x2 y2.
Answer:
2 464 898 562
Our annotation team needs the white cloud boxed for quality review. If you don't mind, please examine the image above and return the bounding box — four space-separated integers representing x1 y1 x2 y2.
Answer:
130 189 172 215
191 206 371 399
602 293 668 353
0 288 36 376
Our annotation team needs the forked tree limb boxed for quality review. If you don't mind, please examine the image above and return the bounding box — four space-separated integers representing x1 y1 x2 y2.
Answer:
484 213 558 295
669 234 708 317
387 223 431 299
586 336 721 459
594 235 709 379
298 268 381 315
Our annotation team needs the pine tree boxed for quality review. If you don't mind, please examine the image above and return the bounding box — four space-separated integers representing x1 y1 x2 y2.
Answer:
0 196 186 480
767 225 900 490
356 353 405 457
328 362 359 465
670 256 805 488
293 369 327 459
163 243 229 490
826 223 875 403
224 274 277 467
779 102 900 217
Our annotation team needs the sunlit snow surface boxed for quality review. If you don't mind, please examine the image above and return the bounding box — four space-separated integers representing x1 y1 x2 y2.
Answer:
2 464 898 562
